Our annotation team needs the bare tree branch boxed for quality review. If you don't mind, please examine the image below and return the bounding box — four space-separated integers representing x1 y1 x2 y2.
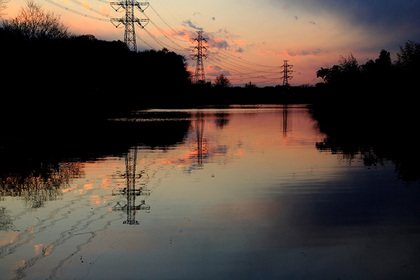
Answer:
4 0 69 39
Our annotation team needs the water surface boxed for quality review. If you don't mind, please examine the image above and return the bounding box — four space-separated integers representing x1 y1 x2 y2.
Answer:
1 105 419 280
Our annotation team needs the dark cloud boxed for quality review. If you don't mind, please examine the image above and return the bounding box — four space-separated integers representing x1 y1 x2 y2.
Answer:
206 29 239 51
208 65 231 77
211 39 229 50
287 48 324 56
182 19 203 31
273 0 420 45
209 65 222 71
298 0 418 24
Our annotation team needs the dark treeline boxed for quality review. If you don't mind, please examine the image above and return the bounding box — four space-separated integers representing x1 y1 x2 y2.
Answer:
315 42 420 107
1 29 190 123
311 42 420 182
0 24 308 130
0 1 190 133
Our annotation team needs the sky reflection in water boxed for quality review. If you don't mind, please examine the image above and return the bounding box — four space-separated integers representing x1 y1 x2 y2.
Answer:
1 105 420 280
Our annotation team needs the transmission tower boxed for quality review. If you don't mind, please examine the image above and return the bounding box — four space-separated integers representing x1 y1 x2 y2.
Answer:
190 31 208 84
281 60 293 86
110 0 150 52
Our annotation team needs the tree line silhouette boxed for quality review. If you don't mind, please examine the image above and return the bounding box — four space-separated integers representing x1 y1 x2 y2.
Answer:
311 42 420 182
0 1 191 131
315 42 420 106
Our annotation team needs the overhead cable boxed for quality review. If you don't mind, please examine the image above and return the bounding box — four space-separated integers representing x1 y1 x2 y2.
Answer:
44 0 109 22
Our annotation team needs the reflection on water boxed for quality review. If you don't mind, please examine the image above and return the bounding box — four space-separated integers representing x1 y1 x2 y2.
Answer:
0 162 84 209
112 147 151 225
1 105 420 280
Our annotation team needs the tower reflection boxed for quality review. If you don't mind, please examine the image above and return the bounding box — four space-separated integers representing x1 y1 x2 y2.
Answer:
282 105 290 137
195 113 205 164
112 147 150 225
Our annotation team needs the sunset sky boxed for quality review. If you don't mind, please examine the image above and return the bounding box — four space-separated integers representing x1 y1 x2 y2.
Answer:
4 0 420 86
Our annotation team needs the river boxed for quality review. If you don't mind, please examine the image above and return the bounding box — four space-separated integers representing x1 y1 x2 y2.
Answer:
1 105 419 280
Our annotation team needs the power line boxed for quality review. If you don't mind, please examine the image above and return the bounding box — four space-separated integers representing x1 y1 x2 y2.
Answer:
44 0 109 22
207 57 270 78
145 16 187 50
217 50 278 68
148 4 188 42
206 53 281 86
136 33 155 49
209 53 277 74
69 0 110 18
142 27 167 49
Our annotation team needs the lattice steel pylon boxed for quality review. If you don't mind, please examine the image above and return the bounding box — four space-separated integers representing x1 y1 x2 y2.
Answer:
281 60 293 86
190 31 208 84
110 0 149 52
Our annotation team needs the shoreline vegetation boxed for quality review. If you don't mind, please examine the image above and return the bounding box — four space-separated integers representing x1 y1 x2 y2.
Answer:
1 2 419 182
1 3 419 115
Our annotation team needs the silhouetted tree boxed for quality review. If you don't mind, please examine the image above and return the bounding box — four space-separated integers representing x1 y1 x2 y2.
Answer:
245 81 257 88
214 74 231 88
339 54 359 73
376 49 392 67
317 54 360 86
4 0 69 39
316 65 341 85
396 41 420 69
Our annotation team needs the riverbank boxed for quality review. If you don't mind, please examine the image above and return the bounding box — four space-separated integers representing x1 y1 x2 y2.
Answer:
309 99 419 182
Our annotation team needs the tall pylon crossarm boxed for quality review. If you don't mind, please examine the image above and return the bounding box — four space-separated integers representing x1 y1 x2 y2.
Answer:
110 0 149 52
110 1 149 11
135 2 149 12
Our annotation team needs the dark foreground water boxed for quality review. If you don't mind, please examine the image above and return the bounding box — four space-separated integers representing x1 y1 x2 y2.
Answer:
1 105 419 280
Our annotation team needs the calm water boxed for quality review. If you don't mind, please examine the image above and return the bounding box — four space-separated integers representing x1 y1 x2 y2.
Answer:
1 105 420 280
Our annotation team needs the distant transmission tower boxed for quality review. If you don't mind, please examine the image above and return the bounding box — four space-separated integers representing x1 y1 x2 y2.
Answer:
281 60 293 86
190 31 208 84
110 0 150 52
